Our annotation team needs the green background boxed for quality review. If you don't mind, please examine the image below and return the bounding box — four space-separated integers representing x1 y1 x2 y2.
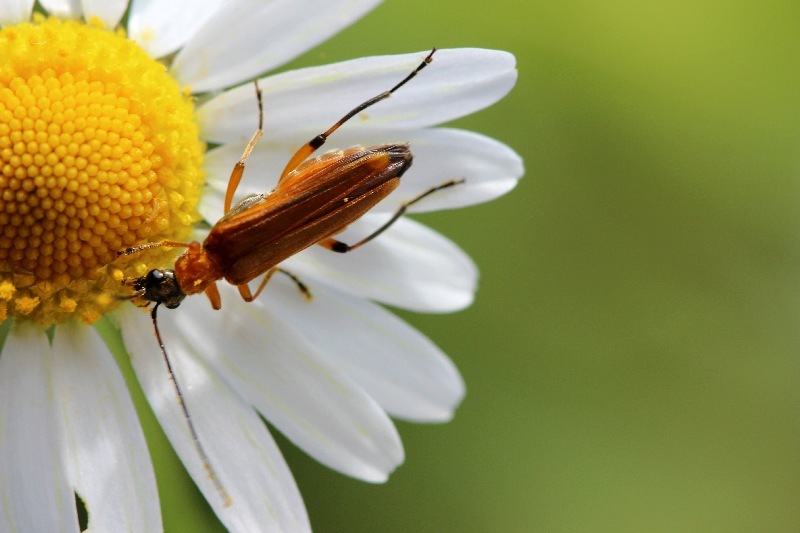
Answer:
134 1 800 531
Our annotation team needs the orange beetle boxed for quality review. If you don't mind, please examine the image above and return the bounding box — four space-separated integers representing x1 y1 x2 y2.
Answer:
123 48 458 311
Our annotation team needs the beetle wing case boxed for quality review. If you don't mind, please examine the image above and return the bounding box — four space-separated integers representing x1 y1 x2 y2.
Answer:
204 143 412 285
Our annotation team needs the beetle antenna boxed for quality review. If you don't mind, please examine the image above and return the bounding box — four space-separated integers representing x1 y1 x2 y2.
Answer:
151 303 232 508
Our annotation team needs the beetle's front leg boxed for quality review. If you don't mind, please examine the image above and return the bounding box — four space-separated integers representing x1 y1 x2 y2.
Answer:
224 81 265 214
205 282 222 310
117 239 193 257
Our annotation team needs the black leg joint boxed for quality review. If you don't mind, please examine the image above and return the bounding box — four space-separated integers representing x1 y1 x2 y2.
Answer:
331 241 350 253
310 135 326 149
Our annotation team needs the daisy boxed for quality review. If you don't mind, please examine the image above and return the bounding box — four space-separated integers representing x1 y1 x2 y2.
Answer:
0 0 522 531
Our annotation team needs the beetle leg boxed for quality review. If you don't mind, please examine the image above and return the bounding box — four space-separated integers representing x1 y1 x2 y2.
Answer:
224 81 265 214
237 267 274 302
318 178 465 253
117 239 193 257
276 268 313 300
238 268 312 303
0 264 34 276
116 278 146 302
277 49 436 186
237 280 256 302
204 282 222 310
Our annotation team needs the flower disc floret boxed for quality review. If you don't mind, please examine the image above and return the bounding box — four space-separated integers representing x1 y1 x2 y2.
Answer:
0 17 204 325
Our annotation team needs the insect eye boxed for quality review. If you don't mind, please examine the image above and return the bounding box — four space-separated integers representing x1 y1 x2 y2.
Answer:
145 269 166 286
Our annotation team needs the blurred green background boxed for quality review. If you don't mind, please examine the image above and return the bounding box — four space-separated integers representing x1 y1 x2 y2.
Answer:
139 1 800 531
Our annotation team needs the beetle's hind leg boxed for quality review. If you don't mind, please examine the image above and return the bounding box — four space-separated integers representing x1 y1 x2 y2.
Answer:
237 268 312 303
318 178 465 253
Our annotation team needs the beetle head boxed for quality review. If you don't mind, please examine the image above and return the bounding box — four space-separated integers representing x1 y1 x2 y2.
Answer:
133 269 187 309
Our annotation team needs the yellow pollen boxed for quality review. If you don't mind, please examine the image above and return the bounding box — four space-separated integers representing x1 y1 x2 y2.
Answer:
15 296 39 314
0 281 14 300
0 17 204 326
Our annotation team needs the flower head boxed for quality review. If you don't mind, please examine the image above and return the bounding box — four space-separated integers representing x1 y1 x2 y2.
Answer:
0 1 522 531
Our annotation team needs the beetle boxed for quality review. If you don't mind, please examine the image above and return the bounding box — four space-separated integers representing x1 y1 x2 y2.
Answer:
119 48 462 506
122 48 459 310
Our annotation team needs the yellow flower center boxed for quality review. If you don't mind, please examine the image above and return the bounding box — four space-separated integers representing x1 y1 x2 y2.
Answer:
0 17 204 326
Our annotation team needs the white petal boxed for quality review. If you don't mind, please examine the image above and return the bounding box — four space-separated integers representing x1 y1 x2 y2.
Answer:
128 0 225 59
0 325 78 532
117 305 310 533
201 127 521 222
51 323 161 532
169 287 405 482
327 127 522 212
198 48 518 143
40 0 82 18
269 280 465 421
80 0 126 28
287 215 478 313
197 185 226 224
0 0 33 25
172 0 382 93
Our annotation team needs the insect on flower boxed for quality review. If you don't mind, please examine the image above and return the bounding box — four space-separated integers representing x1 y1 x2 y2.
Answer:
119 48 462 505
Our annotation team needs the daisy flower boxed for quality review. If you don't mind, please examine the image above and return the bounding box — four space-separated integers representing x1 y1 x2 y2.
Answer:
0 0 522 531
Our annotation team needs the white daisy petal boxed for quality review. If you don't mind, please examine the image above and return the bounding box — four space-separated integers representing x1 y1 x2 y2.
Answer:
201 126 521 222
198 138 288 224
287 215 478 313
172 0 382 93
0 325 78 532
117 306 310 533
170 287 404 482
128 0 225 59
39 0 82 18
51 323 161 532
197 48 518 144
203 139 294 193
268 279 465 421
0 0 33 26
80 0 126 28
197 186 227 225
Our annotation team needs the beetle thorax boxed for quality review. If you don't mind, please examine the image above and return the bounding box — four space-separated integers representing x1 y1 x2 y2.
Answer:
173 242 224 296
